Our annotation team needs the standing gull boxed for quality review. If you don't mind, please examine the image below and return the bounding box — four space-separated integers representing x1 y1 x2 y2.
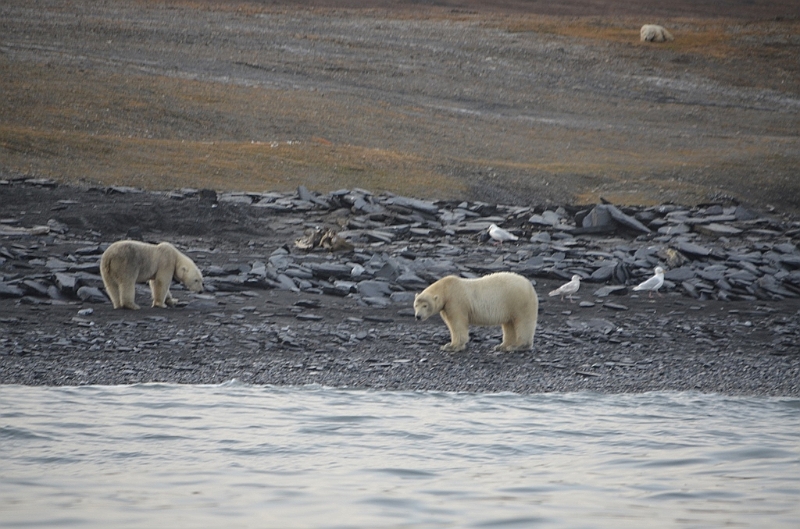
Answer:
633 266 665 298
549 275 581 302
488 223 518 244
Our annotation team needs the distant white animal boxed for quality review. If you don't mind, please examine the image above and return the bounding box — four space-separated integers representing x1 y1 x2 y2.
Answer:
633 267 665 298
488 223 518 244
640 24 674 43
549 275 581 302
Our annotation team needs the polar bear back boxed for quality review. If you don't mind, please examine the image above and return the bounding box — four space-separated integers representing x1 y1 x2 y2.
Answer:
102 240 180 282
457 272 537 325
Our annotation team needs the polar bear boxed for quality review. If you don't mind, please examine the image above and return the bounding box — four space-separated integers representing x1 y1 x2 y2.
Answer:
640 24 674 43
414 272 538 352
100 240 204 309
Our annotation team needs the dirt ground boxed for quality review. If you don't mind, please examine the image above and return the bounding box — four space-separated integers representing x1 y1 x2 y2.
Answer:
1 0 799 211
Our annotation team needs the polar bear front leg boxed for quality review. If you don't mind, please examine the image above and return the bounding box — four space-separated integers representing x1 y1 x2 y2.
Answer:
440 311 469 352
149 277 171 308
164 288 178 307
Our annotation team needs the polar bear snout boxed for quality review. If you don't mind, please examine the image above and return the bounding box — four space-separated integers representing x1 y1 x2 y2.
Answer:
413 296 435 321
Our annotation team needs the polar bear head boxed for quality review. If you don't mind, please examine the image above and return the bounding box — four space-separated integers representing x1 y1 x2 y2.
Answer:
176 262 204 293
413 292 441 321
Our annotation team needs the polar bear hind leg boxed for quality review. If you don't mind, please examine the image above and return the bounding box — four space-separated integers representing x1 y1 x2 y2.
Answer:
514 317 537 350
117 278 140 310
102 276 121 309
497 322 518 352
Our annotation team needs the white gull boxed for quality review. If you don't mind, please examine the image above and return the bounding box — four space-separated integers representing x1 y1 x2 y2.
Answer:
549 275 581 302
633 266 665 298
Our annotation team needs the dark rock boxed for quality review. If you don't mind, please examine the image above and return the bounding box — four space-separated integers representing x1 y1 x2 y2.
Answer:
53 273 77 294
684 214 737 225
310 263 353 280
695 223 742 236
357 280 393 298
664 267 695 282
757 276 798 298
321 285 351 297
0 282 25 298
603 302 629 311
593 285 628 297
107 185 143 194
386 196 439 215
681 281 700 299
374 261 401 281
675 241 712 258
76 286 108 303
26 178 57 187
779 255 800 269
47 219 69 234
296 313 323 321
275 274 299 291
658 223 690 235
612 263 631 284
590 265 615 282
582 205 614 231
606 204 651 233
22 280 50 297
396 273 428 290
390 291 416 304
75 245 103 255
45 258 71 271
297 185 314 202
734 206 760 221
530 232 551 243
218 192 252 205
363 230 395 243
697 267 726 282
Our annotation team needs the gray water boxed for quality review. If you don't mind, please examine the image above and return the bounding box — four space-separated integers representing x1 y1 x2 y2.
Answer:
1 384 798 529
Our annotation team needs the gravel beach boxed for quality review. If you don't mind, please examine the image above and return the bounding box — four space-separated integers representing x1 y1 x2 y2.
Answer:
1 1 799 394
1 181 798 395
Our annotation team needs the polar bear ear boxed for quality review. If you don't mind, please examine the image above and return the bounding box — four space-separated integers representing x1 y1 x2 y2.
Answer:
433 295 439 302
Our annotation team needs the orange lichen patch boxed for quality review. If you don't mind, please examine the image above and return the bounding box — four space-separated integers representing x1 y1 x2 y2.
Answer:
495 15 800 62
0 125 465 197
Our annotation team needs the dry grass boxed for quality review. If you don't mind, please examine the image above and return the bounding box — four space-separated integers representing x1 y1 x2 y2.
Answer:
2 5 798 210
0 125 465 197
497 14 800 66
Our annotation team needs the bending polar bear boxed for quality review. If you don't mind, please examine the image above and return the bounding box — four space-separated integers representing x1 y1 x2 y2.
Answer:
414 272 538 352
640 24 674 43
100 240 203 310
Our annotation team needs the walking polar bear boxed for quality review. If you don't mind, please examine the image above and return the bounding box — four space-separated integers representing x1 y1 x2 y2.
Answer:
413 272 538 352
100 240 204 310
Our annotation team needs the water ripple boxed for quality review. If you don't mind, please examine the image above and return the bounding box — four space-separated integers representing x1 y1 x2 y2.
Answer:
1 385 799 528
